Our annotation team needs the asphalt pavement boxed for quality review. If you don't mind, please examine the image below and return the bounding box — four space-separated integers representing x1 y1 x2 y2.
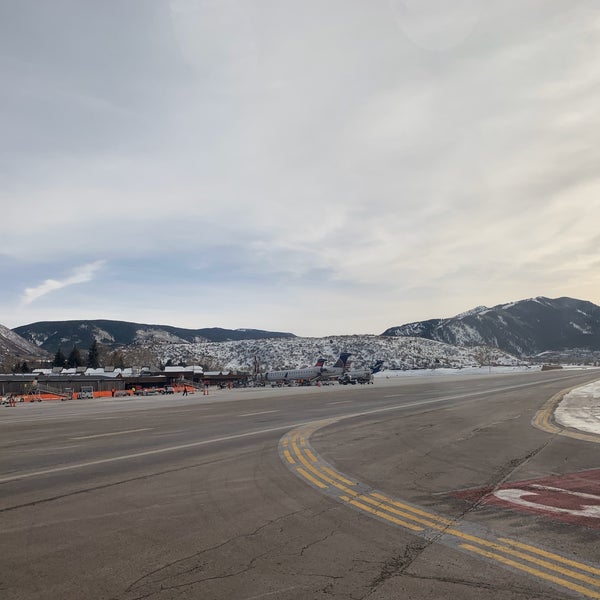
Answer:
1 369 599 599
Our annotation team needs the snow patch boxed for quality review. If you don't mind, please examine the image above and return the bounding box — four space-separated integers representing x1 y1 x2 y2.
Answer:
453 305 488 319
570 321 592 334
555 380 600 435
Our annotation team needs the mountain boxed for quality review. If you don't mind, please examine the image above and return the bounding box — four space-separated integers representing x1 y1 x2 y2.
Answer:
0 323 51 366
382 296 600 356
12 320 296 354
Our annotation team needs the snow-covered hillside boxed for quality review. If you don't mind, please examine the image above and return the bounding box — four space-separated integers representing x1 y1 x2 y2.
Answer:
0 323 50 365
156 335 523 372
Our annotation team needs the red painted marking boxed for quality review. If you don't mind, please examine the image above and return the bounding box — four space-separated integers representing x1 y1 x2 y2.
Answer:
451 469 600 529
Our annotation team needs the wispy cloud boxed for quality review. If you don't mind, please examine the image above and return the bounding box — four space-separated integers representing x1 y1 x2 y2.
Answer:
21 261 106 305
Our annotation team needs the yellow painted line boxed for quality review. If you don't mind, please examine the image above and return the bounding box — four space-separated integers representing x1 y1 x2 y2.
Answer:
281 407 600 600
71 428 152 440
321 466 355 487
498 538 600 577
341 496 424 532
348 489 600 589
371 492 455 526
283 449 295 465
532 389 563 433
296 467 328 489
293 445 452 537
345 488 600 586
446 528 600 587
287 431 600 586
485 543 600 588
304 448 318 462
357 494 450 531
532 384 600 444
461 544 600 600
291 443 358 496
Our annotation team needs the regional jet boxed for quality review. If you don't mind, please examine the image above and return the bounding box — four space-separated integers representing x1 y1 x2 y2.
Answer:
263 353 350 384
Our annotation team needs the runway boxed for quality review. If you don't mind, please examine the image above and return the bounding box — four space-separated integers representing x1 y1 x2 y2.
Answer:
1 369 599 599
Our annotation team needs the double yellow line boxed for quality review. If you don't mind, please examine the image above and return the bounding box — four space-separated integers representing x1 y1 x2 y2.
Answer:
280 421 600 599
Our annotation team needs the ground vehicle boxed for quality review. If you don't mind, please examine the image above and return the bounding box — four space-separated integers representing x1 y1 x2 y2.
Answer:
78 386 94 399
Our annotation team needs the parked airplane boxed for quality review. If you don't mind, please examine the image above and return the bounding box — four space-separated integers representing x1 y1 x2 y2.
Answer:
319 352 352 381
338 360 384 385
263 357 326 384
263 354 350 385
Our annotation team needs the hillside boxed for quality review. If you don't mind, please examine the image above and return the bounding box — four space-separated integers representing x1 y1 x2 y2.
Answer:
151 335 523 372
382 296 600 357
12 320 296 353
0 323 50 367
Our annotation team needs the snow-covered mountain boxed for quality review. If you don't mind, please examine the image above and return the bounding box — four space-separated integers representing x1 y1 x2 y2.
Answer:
13 320 295 353
0 323 50 366
7 295 600 371
382 296 600 357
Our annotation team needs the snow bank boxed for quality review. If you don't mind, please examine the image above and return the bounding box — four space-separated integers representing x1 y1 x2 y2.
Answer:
555 380 600 435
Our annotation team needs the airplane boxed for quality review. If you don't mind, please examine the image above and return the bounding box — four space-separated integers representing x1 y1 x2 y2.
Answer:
318 352 352 381
263 357 327 385
263 354 351 385
338 360 384 385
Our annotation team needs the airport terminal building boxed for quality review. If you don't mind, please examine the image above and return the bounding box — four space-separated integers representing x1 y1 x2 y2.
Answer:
0 365 249 399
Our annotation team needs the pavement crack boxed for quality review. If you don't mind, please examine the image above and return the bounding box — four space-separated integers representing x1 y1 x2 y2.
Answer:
400 572 571 599
114 509 305 600
299 528 336 556
367 539 429 593
460 437 556 517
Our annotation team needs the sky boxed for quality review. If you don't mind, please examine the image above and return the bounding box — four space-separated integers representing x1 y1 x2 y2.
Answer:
1 1 600 337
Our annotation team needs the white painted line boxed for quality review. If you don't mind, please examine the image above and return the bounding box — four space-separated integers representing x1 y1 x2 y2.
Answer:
0 423 305 483
238 410 279 417
70 428 152 440
1 379 566 484
328 401 352 405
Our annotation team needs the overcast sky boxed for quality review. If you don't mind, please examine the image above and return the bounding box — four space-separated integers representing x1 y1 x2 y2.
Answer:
1 1 599 337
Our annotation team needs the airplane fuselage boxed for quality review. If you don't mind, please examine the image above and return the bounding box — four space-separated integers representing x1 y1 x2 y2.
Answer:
264 367 323 383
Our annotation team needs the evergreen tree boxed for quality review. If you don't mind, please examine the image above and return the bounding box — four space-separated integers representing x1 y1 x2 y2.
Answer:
67 345 84 368
53 347 67 368
87 340 100 369
20 361 30 373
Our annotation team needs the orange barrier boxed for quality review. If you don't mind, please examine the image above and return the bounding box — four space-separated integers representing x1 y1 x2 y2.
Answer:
16 387 198 402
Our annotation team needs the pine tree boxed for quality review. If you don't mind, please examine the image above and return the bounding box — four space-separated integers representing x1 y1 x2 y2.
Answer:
53 347 67 368
87 340 100 369
67 345 84 368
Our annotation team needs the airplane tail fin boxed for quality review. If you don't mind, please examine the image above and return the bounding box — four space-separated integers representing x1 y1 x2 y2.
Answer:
371 360 384 374
332 352 351 369
314 358 326 368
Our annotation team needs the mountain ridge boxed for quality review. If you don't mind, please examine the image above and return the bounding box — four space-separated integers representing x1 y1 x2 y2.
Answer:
4 296 600 369
12 319 296 354
382 296 600 356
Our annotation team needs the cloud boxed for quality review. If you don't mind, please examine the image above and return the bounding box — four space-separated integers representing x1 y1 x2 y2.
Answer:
1 2 600 335
21 261 106 305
